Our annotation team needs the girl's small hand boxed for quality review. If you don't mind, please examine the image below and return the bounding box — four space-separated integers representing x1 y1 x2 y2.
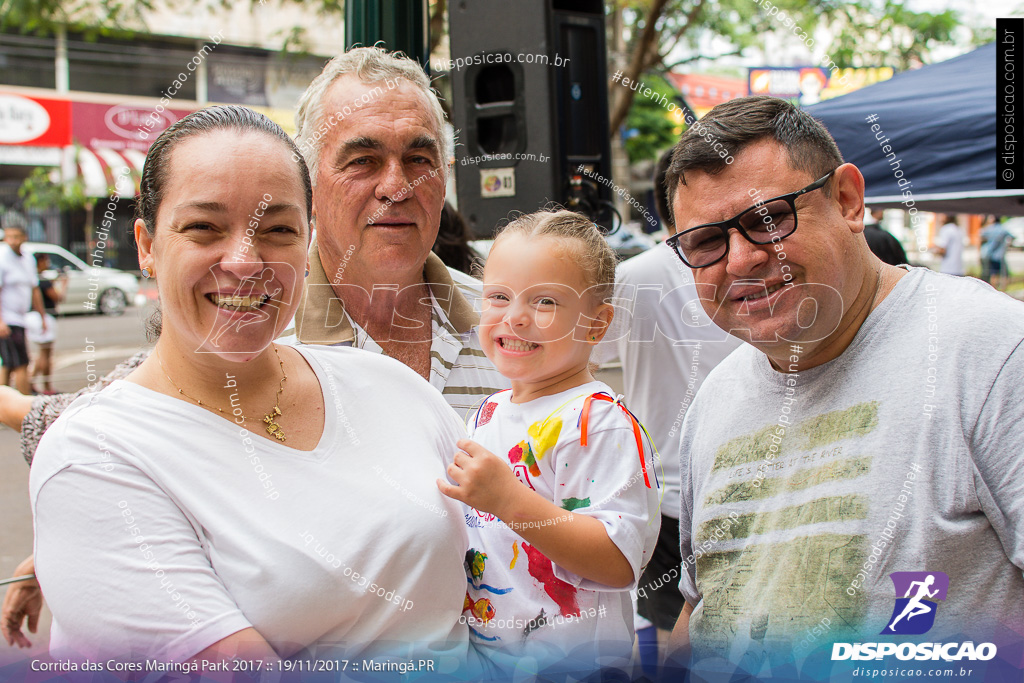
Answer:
437 439 520 516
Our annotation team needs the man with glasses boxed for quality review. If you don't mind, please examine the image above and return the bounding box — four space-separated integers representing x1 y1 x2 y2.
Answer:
663 97 1024 672
595 150 742 662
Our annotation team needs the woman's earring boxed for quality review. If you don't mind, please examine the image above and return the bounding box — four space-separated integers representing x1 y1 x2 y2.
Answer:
141 267 152 279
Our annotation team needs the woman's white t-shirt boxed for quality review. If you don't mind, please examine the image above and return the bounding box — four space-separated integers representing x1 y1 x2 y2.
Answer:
30 345 471 663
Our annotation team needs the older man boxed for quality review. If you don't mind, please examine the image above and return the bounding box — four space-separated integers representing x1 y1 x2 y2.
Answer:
288 47 508 415
663 97 1024 670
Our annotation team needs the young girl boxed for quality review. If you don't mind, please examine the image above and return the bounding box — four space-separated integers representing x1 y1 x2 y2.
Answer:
437 209 661 667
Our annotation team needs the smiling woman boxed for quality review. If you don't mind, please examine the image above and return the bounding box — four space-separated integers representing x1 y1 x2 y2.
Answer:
28 106 477 669
133 106 313 352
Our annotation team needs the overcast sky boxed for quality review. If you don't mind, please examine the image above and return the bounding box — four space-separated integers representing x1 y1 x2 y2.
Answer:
926 0 1023 22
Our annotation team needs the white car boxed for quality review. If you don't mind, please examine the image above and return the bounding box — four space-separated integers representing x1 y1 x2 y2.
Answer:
22 243 140 316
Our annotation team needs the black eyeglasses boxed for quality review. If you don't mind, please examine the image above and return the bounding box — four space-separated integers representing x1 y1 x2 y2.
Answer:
666 169 837 269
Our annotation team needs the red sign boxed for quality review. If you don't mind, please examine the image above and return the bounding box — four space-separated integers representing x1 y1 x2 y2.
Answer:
0 93 71 147
71 101 196 151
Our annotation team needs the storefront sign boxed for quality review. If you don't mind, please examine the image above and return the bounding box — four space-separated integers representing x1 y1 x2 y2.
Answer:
0 93 71 146
72 101 195 151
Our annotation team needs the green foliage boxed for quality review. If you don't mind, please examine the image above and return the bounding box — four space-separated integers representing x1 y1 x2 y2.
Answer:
624 73 679 163
274 0 342 14
0 0 153 37
606 0 970 136
823 0 961 70
610 0 970 71
18 167 88 212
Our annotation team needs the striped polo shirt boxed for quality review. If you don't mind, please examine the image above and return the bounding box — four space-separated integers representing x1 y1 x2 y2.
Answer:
281 238 509 420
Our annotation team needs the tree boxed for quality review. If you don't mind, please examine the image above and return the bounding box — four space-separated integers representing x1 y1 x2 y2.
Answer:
428 0 445 54
606 0 968 135
18 167 88 213
821 0 959 70
3 0 448 53
622 73 679 163
0 0 153 37
17 165 94 243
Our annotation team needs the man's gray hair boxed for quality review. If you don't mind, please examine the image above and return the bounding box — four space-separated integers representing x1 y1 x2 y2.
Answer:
294 46 453 186
1 211 27 232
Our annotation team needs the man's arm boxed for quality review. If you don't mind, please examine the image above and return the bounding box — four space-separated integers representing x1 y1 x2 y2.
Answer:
667 601 694 661
1 555 40 648
0 274 8 339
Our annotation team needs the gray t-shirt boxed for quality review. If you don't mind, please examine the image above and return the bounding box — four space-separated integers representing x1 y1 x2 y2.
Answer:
678 267 1024 662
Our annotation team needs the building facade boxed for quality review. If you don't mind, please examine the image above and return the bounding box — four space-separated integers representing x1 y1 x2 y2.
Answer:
0 7 340 269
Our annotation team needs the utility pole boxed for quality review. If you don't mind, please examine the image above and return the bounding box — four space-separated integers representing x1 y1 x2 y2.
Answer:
345 0 429 69
609 1 631 228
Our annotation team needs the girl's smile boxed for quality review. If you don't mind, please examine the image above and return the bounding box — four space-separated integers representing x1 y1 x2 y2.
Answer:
479 233 612 403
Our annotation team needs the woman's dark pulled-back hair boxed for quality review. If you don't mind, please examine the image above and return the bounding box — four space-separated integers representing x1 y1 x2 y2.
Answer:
135 105 313 232
665 96 843 226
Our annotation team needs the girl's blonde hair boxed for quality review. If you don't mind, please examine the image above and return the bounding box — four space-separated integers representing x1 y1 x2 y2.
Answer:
492 209 617 304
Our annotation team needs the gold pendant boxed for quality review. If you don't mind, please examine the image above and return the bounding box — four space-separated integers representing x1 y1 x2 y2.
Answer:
263 406 286 442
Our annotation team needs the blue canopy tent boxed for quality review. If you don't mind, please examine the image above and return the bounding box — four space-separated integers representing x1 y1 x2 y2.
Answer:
805 43 1024 215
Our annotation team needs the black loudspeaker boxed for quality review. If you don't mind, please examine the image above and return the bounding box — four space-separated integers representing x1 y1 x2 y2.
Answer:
448 0 614 238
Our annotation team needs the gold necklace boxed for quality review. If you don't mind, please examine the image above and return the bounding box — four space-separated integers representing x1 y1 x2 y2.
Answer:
156 345 289 442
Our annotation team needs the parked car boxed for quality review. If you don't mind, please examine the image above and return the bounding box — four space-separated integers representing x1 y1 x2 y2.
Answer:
22 243 139 316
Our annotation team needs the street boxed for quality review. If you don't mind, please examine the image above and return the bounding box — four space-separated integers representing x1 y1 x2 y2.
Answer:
0 300 154 658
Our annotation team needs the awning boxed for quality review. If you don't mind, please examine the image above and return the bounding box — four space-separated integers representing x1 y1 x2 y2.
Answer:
804 43 1024 215
63 145 145 198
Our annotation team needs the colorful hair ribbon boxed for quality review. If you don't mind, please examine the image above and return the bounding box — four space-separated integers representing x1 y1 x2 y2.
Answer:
578 392 652 488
